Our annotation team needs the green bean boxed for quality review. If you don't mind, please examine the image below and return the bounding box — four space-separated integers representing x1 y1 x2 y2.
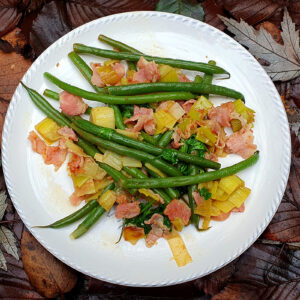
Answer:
188 165 200 228
123 167 172 204
74 43 229 76
70 183 115 239
105 82 244 100
35 200 99 229
153 134 163 143
98 34 142 71
68 52 125 129
157 130 173 148
43 89 92 115
44 72 195 104
202 60 216 98
98 34 143 55
145 166 180 199
140 131 159 145
122 152 259 189
70 123 182 177
69 116 221 169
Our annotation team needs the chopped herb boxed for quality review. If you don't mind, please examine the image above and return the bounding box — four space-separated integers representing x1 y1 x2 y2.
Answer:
121 104 134 119
183 135 208 157
177 162 190 175
199 187 212 200
160 148 179 164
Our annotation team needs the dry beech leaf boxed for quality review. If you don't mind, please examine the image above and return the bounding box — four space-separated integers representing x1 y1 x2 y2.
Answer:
66 0 158 28
0 51 32 101
220 8 300 81
21 230 78 298
0 191 7 221
263 152 300 242
30 0 72 57
0 0 23 37
0 251 43 298
202 0 226 31
209 244 300 299
222 0 282 26
0 226 19 260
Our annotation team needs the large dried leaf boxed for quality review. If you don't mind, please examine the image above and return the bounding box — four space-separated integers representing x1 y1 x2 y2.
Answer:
21 230 78 298
30 0 72 57
0 249 6 271
0 226 18 260
155 0 204 21
220 9 300 81
0 191 7 221
198 244 300 299
0 251 43 298
222 0 282 25
263 144 300 242
66 0 159 28
202 0 226 31
0 0 23 37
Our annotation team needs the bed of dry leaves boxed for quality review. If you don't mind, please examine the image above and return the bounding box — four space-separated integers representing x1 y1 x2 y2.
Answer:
0 0 299 299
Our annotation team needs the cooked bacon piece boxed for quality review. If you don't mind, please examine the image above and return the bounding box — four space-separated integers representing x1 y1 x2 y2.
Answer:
43 146 67 171
171 129 183 149
192 191 204 206
28 131 46 156
211 212 231 221
123 226 145 245
116 194 130 204
28 131 67 170
115 202 140 219
59 91 88 116
112 62 125 78
134 56 160 83
231 203 245 212
68 153 84 174
204 152 219 162
208 102 235 127
204 119 221 135
145 213 170 248
182 99 196 114
178 73 191 82
69 192 86 206
164 199 191 225
226 126 257 159
90 63 104 87
58 126 78 141
124 105 156 134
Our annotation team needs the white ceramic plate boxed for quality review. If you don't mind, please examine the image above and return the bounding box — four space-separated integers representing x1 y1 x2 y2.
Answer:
2 11 291 286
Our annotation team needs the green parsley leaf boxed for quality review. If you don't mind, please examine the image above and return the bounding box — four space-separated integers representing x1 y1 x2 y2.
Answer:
199 187 212 200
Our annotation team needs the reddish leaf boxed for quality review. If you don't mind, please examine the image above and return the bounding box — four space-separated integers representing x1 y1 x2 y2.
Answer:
256 21 282 43
30 0 72 57
65 0 159 28
1 27 28 54
202 0 226 31
21 230 78 298
0 252 43 299
263 137 300 242
212 244 300 299
0 0 23 37
22 0 45 13
222 0 283 25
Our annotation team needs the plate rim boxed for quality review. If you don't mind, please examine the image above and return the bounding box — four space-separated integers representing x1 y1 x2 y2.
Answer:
1 11 291 287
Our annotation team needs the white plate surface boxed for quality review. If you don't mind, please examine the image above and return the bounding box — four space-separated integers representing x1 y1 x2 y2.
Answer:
2 12 291 286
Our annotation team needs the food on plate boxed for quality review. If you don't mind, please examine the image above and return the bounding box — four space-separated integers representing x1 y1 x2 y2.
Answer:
23 35 258 267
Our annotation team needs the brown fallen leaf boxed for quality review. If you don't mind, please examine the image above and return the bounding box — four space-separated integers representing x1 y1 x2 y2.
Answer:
0 50 31 101
21 230 78 298
1 27 27 53
30 0 72 57
256 21 282 43
0 0 23 37
202 0 226 31
66 0 159 28
222 0 282 25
